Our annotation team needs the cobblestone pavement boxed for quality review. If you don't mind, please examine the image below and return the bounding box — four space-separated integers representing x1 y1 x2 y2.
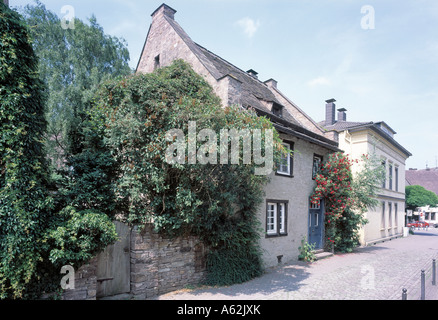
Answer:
154 228 438 300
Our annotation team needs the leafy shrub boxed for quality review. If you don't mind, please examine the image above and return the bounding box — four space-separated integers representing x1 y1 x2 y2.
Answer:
90 60 284 285
0 4 118 298
47 206 118 267
298 237 316 262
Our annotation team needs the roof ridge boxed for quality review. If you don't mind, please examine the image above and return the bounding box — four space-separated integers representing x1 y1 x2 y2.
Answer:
194 42 270 87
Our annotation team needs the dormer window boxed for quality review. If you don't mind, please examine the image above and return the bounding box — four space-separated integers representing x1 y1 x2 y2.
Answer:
272 104 283 118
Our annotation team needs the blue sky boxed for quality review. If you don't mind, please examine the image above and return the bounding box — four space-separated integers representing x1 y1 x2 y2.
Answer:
10 0 438 171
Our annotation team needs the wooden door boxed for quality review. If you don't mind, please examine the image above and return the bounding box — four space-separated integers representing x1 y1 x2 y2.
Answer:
96 221 130 298
308 199 324 250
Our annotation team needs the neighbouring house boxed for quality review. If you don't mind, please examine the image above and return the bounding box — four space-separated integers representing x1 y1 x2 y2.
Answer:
406 168 438 224
410 206 438 226
406 167 438 196
319 100 412 246
136 4 341 267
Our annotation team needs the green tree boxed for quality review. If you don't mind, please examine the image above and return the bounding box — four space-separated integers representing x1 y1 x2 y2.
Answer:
405 185 438 210
0 3 119 299
0 3 52 298
20 0 132 167
89 60 285 285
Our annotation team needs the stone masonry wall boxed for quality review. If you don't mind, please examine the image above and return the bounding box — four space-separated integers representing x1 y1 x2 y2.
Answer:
130 224 207 299
61 257 98 300
59 224 206 300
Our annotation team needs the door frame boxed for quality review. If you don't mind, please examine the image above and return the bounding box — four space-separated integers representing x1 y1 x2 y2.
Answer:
308 198 325 250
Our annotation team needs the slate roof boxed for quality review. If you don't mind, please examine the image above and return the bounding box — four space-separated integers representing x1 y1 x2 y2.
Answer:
320 120 412 157
159 13 340 151
321 121 373 132
165 16 302 125
406 168 438 195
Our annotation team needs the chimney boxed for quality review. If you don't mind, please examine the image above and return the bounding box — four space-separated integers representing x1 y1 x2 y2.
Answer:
325 99 336 126
151 3 177 20
264 78 277 89
3 0 8 6
247 69 258 79
337 108 347 122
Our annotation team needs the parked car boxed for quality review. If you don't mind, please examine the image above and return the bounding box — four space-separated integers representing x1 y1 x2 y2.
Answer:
434 223 438 228
407 221 430 228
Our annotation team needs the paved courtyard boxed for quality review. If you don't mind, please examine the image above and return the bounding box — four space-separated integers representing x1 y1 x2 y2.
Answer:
154 228 438 300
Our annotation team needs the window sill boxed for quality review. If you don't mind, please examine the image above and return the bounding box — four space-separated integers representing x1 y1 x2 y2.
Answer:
265 233 288 238
275 172 294 178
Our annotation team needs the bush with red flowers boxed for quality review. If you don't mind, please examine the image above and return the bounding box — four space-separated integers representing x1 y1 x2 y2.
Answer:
311 152 385 253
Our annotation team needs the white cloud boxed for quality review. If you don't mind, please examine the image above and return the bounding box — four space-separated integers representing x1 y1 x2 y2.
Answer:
308 76 331 87
236 17 260 38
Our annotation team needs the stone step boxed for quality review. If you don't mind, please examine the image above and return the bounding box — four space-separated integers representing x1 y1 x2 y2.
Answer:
313 251 333 261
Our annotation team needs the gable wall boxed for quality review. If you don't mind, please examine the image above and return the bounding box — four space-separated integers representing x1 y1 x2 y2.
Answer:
136 15 230 106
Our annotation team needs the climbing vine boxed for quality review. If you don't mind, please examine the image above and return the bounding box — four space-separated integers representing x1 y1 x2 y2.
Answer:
311 152 385 253
90 60 285 286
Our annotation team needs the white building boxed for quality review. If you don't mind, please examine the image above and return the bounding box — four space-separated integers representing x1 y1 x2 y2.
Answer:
320 100 412 245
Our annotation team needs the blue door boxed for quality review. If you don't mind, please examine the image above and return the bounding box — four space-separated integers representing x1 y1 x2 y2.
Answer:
308 199 324 249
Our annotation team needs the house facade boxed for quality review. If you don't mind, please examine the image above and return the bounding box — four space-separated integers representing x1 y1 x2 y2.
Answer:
320 100 412 246
136 4 340 267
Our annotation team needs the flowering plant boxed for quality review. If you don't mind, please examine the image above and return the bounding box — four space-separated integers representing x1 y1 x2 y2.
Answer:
311 152 353 252
311 152 385 253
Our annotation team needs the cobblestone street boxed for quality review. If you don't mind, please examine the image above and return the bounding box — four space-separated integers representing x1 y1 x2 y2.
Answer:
154 228 438 300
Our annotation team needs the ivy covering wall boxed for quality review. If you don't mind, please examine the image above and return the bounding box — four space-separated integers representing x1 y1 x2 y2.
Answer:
89 60 285 285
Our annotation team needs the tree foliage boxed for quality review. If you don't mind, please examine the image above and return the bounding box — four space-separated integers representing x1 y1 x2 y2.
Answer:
20 0 132 167
406 185 438 210
90 60 284 285
0 4 118 299
0 3 52 298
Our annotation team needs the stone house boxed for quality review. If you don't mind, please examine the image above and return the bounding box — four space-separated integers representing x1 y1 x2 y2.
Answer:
319 100 412 246
136 4 340 267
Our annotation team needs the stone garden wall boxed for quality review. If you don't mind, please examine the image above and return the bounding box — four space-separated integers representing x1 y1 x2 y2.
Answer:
60 223 207 300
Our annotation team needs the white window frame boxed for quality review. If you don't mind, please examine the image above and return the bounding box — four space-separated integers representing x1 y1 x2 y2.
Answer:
267 203 277 236
266 201 288 237
279 203 286 234
277 142 291 176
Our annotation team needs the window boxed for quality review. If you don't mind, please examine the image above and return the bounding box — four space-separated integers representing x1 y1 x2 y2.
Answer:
312 155 323 180
266 201 288 237
389 163 393 190
381 202 386 230
395 167 399 192
276 142 293 177
394 203 398 228
381 160 386 188
154 54 160 70
388 202 392 229
272 104 283 118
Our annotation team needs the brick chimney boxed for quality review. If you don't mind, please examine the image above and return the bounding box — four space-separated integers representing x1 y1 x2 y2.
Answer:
264 78 277 89
337 108 347 122
151 3 177 20
325 99 336 126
